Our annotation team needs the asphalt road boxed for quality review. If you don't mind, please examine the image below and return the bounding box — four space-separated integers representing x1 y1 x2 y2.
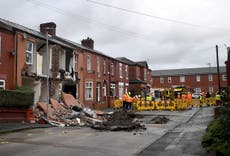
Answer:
0 107 213 156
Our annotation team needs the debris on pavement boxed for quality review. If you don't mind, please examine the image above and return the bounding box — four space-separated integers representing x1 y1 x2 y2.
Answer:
148 116 169 124
33 92 146 131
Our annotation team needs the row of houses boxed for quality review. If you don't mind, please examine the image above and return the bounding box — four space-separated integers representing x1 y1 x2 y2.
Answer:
0 18 229 112
0 18 152 110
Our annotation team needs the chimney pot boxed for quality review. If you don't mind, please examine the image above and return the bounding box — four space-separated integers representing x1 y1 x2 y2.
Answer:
40 22 56 36
81 37 94 49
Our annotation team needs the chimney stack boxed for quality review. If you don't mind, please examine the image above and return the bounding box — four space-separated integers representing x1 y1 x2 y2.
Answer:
40 22 56 36
81 37 94 49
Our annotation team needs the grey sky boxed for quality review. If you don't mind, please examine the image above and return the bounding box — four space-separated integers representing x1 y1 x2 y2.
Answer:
0 0 229 70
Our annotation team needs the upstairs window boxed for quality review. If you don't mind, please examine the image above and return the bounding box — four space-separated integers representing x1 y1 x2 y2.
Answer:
26 41 33 64
160 77 164 83
103 59 106 75
168 77 172 83
144 69 147 81
196 75 200 82
180 76 185 82
208 74 213 81
111 63 114 76
119 63 123 78
125 65 128 79
222 74 227 81
97 57 100 77
87 55 91 71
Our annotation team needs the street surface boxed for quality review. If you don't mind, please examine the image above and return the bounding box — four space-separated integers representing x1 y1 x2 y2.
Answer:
0 107 213 156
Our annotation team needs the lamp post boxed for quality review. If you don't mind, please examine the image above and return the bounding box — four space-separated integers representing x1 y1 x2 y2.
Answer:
216 45 221 92
46 31 49 121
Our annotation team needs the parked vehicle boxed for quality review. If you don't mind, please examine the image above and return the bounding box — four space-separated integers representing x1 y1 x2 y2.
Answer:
192 93 201 99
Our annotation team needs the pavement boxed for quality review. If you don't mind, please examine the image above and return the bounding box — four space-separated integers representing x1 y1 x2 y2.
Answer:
0 122 51 134
0 107 214 156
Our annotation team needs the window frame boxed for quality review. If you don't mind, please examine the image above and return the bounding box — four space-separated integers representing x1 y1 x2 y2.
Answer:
26 41 33 64
208 74 213 81
87 54 91 71
0 80 5 90
180 76 185 82
85 81 93 100
168 76 172 83
196 75 200 82
222 74 227 81
125 65 128 79
160 77 164 83
103 59 106 75
119 63 123 78
97 56 100 77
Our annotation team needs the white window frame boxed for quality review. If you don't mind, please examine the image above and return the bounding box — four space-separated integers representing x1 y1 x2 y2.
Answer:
110 83 116 96
222 74 227 81
144 69 147 81
97 57 100 77
103 59 106 75
196 75 200 82
119 63 123 78
85 81 93 100
118 82 124 99
125 65 128 80
96 82 100 102
208 74 213 81
111 63 114 76
168 77 172 83
180 76 185 82
103 82 106 96
209 87 214 94
0 80 5 90
87 55 91 71
195 87 201 93
26 41 33 64
160 77 164 83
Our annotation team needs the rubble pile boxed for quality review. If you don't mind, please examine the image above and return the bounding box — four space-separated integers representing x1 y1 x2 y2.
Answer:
34 93 145 131
34 92 107 127
92 110 146 131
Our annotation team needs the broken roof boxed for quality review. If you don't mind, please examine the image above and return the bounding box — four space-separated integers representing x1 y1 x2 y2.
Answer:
151 66 226 76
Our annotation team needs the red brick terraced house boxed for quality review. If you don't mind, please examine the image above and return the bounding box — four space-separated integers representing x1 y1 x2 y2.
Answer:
151 66 227 96
0 18 78 121
116 57 152 97
226 48 230 86
70 38 130 109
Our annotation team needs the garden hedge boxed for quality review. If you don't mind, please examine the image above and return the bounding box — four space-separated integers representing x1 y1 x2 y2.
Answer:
0 86 34 107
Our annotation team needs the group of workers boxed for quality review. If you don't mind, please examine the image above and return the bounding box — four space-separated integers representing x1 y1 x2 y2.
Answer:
122 90 223 110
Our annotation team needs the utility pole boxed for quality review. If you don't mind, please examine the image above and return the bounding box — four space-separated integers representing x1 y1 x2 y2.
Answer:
216 45 221 92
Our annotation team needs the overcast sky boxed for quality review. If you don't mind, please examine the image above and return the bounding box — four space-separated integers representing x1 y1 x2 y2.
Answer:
0 0 229 70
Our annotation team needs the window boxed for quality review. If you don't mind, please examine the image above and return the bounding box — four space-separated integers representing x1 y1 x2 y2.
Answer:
196 75 200 82
111 63 114 76
103 82 106 97
209 87 214 94
97 57 100 77
119 63 123 78
208 74 213 81
180 76 185 82
118 82 124 99
0 80 5 90
0 33 1 62
87 55 91 71
125 65 128 79
195 88 201 93
160 77 164 83
110 83 116 96
168 77 172 83
144 69 147 81
85 82 93 100
26 41 33 64
222 74 227 81
96 82 100 102
103 59 106 75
